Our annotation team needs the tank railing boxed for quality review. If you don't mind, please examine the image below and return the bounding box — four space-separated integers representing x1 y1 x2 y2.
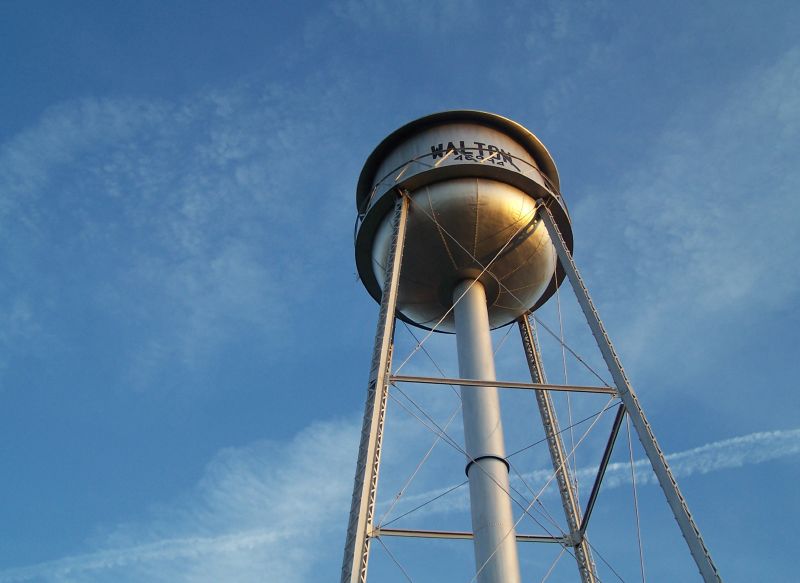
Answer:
357 147 564 224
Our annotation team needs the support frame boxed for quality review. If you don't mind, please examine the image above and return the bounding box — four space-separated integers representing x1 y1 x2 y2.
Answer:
538 201 723 583
340 192 723 583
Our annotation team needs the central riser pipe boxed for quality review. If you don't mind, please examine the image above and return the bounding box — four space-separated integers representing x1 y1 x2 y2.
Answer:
453 280 521 583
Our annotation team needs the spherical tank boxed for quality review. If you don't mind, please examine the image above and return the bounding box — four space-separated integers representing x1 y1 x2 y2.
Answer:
355 111 573 332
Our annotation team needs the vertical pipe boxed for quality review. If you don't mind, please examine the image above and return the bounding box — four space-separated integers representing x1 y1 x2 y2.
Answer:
453 280 521 583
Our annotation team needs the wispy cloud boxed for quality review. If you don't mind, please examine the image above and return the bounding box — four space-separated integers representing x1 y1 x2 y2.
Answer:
0 418 358 583
553 45 800 397
1 424 794 582
0 531 290 583
0 78 359 388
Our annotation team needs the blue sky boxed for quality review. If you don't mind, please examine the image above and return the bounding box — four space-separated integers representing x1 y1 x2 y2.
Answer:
0 1 798 581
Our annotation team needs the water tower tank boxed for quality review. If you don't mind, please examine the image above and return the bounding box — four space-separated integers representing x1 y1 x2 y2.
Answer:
355 110 573 331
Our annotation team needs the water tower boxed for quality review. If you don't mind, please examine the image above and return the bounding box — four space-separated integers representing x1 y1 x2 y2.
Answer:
341 111 722 583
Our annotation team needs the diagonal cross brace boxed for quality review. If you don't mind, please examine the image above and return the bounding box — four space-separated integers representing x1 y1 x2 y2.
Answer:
580 404 626 538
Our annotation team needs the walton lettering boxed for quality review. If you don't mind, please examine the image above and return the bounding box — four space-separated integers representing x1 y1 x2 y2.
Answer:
429 141 520 171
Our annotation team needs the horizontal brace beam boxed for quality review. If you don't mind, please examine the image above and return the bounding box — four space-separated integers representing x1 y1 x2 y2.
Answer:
390 375 617 395
372 527 566 544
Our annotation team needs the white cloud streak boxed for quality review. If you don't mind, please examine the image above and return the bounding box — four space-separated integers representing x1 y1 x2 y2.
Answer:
0 79 359 387
0 418 358 583
574 47 800 364
0 531 290 583
0 425 794 582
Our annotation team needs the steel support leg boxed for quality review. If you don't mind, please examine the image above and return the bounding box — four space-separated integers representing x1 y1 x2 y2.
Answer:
341 195 408 583
518 315 598 583
538 203 723 583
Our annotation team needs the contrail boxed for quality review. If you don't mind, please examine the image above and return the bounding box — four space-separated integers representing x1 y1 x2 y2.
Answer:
601 427 800 488
384 427 800 517
1 428 797 581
